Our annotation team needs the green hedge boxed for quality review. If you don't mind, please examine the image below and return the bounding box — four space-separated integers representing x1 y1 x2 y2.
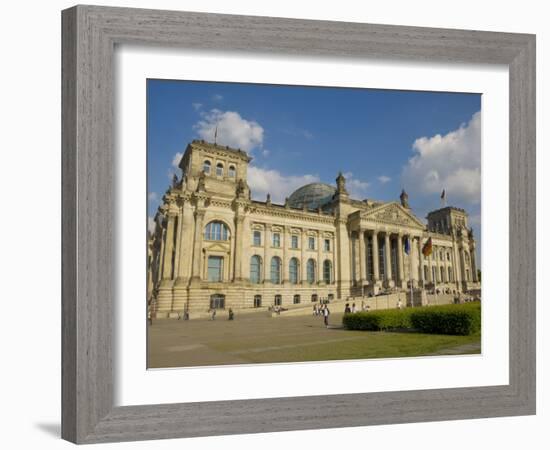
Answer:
342 309 412 331
409 303 481 335
343 302 481 336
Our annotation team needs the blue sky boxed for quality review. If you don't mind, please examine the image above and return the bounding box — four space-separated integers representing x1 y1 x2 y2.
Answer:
147 79 481 261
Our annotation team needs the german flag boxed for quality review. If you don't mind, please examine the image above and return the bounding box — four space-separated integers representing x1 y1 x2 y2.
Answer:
422 237 433 257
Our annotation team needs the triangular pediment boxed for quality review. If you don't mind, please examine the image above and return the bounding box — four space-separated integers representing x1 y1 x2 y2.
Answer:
204 241 230 252
361 202 426 229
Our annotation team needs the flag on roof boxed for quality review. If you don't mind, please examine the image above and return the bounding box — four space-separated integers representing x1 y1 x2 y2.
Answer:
440 189 446 199
404 236 411 255
422 237 433 257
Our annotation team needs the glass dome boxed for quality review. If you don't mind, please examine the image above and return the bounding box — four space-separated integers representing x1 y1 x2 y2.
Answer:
287 183 336 210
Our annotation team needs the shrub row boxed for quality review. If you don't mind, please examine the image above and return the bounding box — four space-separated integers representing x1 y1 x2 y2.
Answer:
342 302 481 336
409 303 481 335
342 309 412 331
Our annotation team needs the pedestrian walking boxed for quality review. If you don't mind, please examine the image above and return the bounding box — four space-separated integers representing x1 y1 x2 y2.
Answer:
344 303 351 314
351 303 356 313
228 308 234 320
323 304 330 327
210 308 216 320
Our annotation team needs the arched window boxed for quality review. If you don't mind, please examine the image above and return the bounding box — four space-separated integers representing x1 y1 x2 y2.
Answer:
271 256 282 284
289 258 299 284
323 260 332 284
250 255 262 284
228 165 236 177
307 259 316 284
440 266 445 283
216 162 224 176
464 251 470 264
448 267 453 282
204 221 229 241
423 265 429 281
203 160 211 174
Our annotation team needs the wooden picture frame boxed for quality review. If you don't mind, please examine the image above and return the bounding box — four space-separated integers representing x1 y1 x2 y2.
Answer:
61 5 536 444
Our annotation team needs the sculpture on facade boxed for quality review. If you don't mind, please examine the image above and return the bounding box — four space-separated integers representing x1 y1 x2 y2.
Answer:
336 171 348 195
400 189 409 209
196 170 206 192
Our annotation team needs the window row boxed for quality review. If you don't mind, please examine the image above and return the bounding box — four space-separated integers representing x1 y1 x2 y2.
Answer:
250 256 333 284
252 230 331 251
253 293 333 307
203 160 236 177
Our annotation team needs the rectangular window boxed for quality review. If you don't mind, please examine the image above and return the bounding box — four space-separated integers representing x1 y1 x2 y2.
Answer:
324 239 330 251
308 237 315 250
253 295 262 308
274 295 282 306
253 230 261 246
291 235 299 249
293 295 301 304
272 232 280 247
207 256 223 282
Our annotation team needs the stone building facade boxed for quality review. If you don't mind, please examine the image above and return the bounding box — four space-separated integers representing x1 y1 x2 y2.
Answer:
148 140 480 318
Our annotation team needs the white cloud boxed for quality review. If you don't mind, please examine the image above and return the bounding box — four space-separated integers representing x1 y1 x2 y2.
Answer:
402 111 481 205
148 192 158 202
248 166 320 203
343 172 370 199
212 94 223 102
378 175 391 184
262 149 270 157
192 102 202 111
147 216 156 234
193 109 264 153
172 152 183 169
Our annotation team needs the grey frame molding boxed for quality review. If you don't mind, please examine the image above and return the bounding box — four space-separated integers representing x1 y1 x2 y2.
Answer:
61 5 536 444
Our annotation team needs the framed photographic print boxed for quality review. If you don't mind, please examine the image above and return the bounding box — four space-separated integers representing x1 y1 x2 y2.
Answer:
62 5 535 444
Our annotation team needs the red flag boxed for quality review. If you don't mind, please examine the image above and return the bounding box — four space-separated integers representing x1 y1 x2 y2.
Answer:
422 237 433 257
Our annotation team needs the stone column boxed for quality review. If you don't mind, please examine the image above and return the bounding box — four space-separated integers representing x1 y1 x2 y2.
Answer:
358 229 367 286
433 247 443 284
190 209 205 282
397 234 405 288
283 226 290 283
372 231 380 283
264 225 270 283
459 246 467 285
175 200 194 282
384 232 393 287
161 214 176 280
317 231 323 283
470 245 478 282
233 215 245 281
301 229 307 284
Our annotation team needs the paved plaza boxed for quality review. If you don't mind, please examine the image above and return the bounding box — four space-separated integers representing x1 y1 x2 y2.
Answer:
147 311 480 368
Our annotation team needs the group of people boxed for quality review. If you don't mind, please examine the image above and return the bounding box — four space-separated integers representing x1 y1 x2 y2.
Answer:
207 308 234 320
312 304 331 327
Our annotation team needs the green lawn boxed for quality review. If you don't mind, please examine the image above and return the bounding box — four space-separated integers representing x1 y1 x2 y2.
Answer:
148 311 480 368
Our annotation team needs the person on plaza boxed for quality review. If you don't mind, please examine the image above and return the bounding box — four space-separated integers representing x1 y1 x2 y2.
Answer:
344 303 351 314
351 303 356 313
210 308 216 320
313 304 318 316
323 304 330 327
397 298 403 310
228 308 234 320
